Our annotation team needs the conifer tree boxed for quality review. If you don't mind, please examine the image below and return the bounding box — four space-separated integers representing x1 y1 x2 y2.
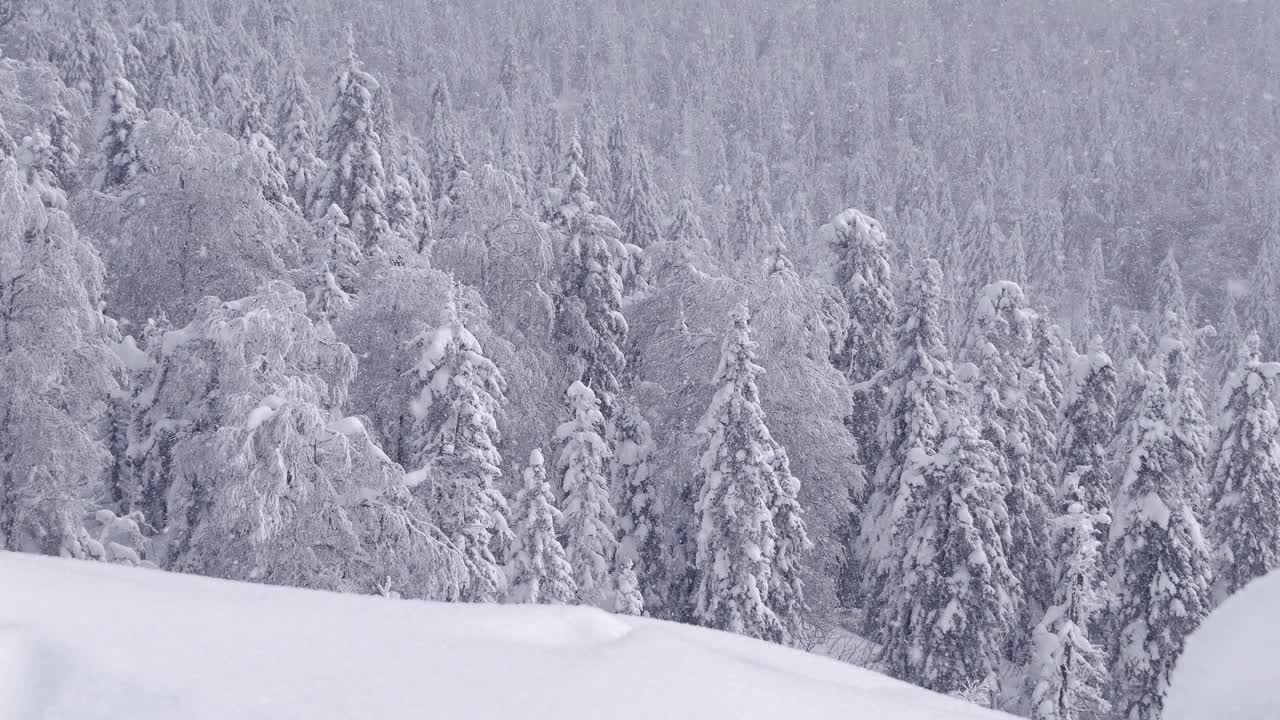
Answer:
667 182 713 263
858 259 962 608
1078 239 1106 344
692 304 786 642
617 146 664 248
508 449 577 605
966 281 1053 656
727 151 780 263
879 391 1018 693
829 209 896 458
1152 248 1189 341
556 381 620 607
767 444 813 645
46 104 81 194
859 260 1018 692
1207 332 1280 601
303 204 361 323
95 76 144 190
426 78 457 203
1247 228 1280 359
551 125 628 416
408 300 513 602
1215 290 1244 389
1026 500 1110 720
313 46 397 257
1057 338 1118 542
275 57 325 210
612 401 662 611
826 208 896 602
1108 350 1213 720
614 558 645 616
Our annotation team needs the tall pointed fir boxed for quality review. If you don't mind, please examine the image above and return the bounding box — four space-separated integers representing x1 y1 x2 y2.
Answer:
1078 239 1106 345
46 104 81 195
555 381 620 606
1107 349 1213 720
1152 249 1189 341
617 146 664 249
1161 313 1214 512
827 209 896 601
668 182 713 264
313 45 397 257
965 281 1054 659
1247 227 1280 359
1207 332 1280 602
508 449 578 605
1214 290 1244 389
550 123 628 417
303 204 361 323
1057 338 1118 543
408 300 513 602
95 76 144 191
862 260 1018 693
691 305 785 642
275 56 325 210
1026 495 1110 720
611 401 662 612
726 151 780 264
1024 337 1116 720
426 78 457 204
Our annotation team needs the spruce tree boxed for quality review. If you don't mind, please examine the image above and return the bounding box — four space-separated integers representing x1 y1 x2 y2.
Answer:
691 304 786 642
551 124 628 416
303 204 361 323
95 76 144 190
555 381 620 606
313 46 397 257
1247 228 1280 359
966 281 1054 652
1207 332 1280 601
1057 338 1118 542
508 449 577 605
612 401 662 611
1026 500 1110 720
614 558 645 616
1107 350 1213 720
858 259 962 610
46 103 81 194
827 208 896 603
860 260 1018 693
1078 239 1106 344
275 57 325 210
1151 248 1189 341
408 300 513 602
617 146 664 248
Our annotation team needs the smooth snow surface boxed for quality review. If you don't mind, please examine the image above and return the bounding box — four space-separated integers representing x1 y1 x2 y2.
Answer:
1166 569 1280 720
0 552 1010 720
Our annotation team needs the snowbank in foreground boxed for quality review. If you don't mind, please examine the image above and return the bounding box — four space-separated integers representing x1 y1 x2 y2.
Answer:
1166 569 1280 720
0 552 1008 720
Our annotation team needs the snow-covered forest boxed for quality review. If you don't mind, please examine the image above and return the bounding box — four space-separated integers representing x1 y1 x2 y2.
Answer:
1 0 1278 717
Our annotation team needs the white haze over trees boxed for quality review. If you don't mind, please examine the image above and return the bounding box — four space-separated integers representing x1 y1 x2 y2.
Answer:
1 1 1278 717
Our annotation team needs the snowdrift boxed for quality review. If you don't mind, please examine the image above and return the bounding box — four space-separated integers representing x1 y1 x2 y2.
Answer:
0 552 1010 719
1166 569 1280 720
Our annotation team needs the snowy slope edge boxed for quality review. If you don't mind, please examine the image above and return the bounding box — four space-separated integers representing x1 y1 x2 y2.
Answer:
0 552 1010 720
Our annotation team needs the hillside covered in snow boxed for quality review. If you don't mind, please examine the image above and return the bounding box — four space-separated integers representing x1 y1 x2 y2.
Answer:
0 553 1008 720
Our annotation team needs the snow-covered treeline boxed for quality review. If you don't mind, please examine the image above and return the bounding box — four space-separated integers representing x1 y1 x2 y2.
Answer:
1 1 1279 718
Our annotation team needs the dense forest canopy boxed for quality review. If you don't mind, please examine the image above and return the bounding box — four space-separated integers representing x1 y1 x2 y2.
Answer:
1 1 1278 718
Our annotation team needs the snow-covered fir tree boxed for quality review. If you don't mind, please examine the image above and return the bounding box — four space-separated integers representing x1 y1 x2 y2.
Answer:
965 281 1054 652
691 304 786 642
1107 349 1213 720
302 204 361 323
617 146 663 249
555 381 620 607
508 449 577 605
408 298 513 603
1026 500 1110 720
274 56 325 210
550 124 629 416
1207 332 1280 602
860 260 1018 693
95 75 144 190
312 45 397 257
614 558 645 616
611 400 662 612
1056 338 1117 543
